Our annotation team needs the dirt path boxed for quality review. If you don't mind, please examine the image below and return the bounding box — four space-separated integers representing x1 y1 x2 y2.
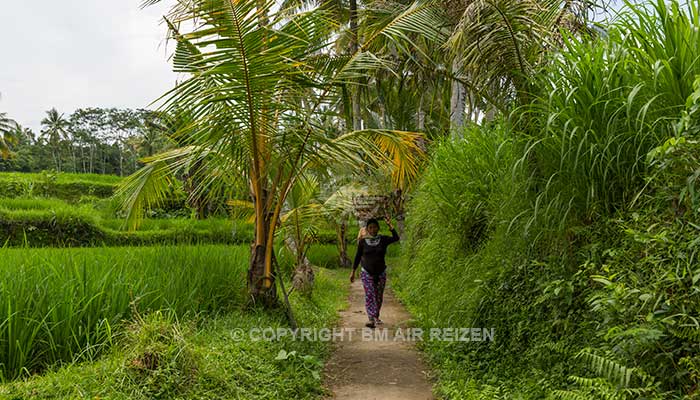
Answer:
323 275 434 400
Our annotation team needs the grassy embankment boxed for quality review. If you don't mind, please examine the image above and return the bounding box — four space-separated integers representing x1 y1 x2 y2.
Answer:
0 172 359 248
0 245 348 399
393 2 700 399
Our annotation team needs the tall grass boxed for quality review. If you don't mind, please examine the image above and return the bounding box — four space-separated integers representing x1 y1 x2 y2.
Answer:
0 172 122 185
396 123 530 326
0 197 351 248
395 0 700 397
0 268 349 399
520 0 700 226
0 198 85 211
0 245 248 381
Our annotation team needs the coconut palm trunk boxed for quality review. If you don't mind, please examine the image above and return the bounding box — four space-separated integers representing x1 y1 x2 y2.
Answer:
337 218 351 267
450 58 467 134
349 0 362 131
248 198 278 305
247 107 278 304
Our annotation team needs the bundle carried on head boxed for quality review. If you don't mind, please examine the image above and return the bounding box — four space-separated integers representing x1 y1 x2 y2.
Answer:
351 194 391 220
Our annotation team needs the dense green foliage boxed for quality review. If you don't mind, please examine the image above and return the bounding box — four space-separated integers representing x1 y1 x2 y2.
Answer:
0 108 169 176
0 269 347 399
0 203 244 247
0 175 358 248
0 244 348 383
0 171 118 200
0 245 248 380
394 2 700 399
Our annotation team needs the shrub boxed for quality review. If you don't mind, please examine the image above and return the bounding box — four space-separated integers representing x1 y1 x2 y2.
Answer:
394 1 700 398
0 171 118 200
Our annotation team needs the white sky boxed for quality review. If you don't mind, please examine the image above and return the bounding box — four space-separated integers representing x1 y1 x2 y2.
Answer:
0 1 178 133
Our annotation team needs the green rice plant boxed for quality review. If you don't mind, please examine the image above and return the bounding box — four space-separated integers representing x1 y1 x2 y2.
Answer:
101 217 235 232
0 268 348 399
0 245 248 381
0 172 119 201
0 197 65 210
277 244 358 270
0 172 121 185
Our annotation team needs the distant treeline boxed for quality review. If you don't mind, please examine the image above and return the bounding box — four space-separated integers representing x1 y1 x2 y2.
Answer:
0 107 171 176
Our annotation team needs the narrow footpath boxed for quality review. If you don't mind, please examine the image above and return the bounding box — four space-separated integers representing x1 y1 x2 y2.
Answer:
323 277 434 400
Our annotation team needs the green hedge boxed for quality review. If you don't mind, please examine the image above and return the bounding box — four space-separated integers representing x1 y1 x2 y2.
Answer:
0 209 244 247
0 207 359 248
0 172 118 201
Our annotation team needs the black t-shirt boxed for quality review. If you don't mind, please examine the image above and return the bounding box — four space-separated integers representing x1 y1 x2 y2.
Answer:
352 229 400 277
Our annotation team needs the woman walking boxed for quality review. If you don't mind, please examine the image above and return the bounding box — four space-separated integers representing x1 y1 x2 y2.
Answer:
350 216 399 328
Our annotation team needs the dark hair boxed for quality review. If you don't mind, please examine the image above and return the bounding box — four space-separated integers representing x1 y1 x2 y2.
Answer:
366 218 379 228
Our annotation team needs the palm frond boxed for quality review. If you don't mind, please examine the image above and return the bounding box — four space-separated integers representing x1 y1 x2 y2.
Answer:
116 155 179 231
329 129 426 189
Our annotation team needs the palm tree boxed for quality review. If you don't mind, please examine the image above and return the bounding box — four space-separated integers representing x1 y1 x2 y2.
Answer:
280 0 363 131
322 182 369 267
444 0 593 129
0 112 18 159
279 175 322 292
342 0 593 133
121 0 433 304
138 115 170 157
13 124 35 146
40 108 70 171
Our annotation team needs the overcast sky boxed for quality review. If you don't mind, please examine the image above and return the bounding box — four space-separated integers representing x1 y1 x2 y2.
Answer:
0 1 178 133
